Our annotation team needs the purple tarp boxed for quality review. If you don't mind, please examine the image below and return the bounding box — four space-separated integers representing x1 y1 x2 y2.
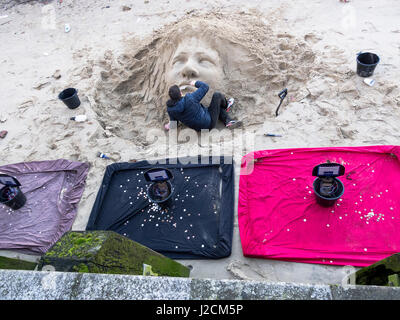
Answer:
0 159 89 254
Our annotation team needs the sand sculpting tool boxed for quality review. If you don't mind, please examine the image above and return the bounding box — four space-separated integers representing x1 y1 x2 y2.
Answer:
264 133 282 137
275 88 288 117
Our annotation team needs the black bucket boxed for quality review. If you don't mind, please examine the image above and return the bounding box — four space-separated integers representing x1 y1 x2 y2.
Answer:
147 181 174 208
144 168 174 208
313 178 344 207
356 52 380 77
0 186 26 210
58 88 81 109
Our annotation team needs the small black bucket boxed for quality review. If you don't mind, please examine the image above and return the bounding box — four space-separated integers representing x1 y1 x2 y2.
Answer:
58 88 81 109
147 181 174 207
144 168 174 208
312 163 345 207
0 175 26 210
356 52 380 77
313 177 344 207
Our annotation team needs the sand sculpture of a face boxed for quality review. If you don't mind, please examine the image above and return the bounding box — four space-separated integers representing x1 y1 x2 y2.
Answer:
93 12 319 143
166 37 223 100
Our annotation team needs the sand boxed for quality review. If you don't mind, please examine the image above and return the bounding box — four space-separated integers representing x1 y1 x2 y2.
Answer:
0 0 400 284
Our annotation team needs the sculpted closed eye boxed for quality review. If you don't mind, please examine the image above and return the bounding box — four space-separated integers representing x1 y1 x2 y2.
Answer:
172 54 188 66
198 56 216 66
173 58 185 66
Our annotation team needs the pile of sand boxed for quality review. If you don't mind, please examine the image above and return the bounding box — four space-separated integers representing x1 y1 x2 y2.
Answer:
91 10 319 143
89 9 399 148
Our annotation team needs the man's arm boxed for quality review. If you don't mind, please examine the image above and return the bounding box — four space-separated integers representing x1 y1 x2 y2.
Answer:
189 81 209 102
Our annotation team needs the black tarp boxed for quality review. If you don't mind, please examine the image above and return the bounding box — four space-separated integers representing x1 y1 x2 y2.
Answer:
86 156 234 259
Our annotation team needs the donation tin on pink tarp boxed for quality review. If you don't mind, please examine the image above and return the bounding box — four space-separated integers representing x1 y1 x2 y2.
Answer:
239 145 400 267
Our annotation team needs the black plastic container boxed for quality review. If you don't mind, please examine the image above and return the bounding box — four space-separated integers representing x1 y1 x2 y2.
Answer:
312 163 345 207
144 168 174 208
356 52 380 77
0 174 26 210
58 88 81 109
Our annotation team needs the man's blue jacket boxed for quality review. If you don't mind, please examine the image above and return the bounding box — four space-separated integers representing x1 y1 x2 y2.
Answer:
167 81 211 131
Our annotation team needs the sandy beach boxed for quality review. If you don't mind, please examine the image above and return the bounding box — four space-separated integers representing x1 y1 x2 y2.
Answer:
0 0 400 284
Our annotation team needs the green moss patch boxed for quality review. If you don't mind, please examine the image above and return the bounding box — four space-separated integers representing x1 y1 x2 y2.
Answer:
0 256 37 270
38 231 190 278
354 253 400 286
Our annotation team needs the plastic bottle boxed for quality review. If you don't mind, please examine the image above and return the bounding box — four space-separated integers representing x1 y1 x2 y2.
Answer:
70 115 87 122
97 152 110 159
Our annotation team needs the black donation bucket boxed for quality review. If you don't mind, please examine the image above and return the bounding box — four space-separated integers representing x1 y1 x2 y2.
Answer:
144 168 174 208
356 52 380 77
312 163 345 207
313 177 344 207
0 174 26 210
58 88 81 109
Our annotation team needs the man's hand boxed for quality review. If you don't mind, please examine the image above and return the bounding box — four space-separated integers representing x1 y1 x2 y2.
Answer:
190 80 197 87
164 122 170 131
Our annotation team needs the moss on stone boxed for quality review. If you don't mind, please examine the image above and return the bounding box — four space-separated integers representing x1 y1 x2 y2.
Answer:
72 263 90 273
388 274 400 287
91 232 190 277
355 253 400 286
44 231 106 260
0 256 37 270
38 231 190 277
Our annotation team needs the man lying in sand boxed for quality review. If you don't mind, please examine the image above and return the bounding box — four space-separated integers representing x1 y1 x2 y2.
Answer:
165 80 242 131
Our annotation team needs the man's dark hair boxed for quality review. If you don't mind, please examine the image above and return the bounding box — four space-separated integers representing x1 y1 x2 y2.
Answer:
168 85 182 101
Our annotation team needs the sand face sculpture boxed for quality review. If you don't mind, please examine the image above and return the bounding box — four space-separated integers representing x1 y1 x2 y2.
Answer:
92 11 319 144
92 10 399 147
167 37 224 101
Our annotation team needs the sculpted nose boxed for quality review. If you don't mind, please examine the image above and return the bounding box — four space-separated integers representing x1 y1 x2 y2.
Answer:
181 61 199 79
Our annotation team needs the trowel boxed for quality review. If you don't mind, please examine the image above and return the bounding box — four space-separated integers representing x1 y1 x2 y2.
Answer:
275 88 288 117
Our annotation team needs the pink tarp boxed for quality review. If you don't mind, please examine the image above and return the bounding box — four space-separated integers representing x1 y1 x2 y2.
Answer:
238 145 400 267
0 159 89 254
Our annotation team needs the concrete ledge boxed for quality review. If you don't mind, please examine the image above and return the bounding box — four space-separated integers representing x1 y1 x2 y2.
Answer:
190 278 332 300
0 270 190 300
1 270 400 300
